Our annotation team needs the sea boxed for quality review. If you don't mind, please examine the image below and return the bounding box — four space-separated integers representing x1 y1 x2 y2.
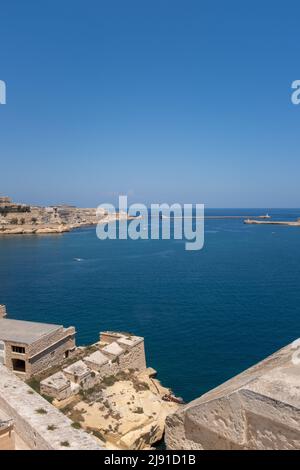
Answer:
1 208 300 403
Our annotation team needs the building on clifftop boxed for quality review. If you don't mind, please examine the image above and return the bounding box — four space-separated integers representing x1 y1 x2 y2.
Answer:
0 305 76 380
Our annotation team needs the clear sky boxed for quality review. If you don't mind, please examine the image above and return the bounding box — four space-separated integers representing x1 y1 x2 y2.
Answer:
0 0 299 208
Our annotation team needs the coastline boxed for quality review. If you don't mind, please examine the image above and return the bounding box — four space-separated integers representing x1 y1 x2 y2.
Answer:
0 216 127 236
0 197 133 235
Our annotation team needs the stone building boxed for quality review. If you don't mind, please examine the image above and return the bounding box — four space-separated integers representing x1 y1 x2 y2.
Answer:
39 331 147 402
0 305 75 379
0 196 30 213
165 340 300 450
0 196 12 205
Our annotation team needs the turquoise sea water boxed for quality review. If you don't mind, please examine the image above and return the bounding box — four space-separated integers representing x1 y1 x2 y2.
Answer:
1 208 300 402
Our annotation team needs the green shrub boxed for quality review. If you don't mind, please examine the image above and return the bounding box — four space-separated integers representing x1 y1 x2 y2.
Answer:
60 441 70 447
26 377 41 393
36 408 47 415
71 422 81 429
47 425 57 431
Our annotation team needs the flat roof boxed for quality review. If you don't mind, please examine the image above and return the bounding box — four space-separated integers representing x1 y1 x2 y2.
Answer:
0 318 62 345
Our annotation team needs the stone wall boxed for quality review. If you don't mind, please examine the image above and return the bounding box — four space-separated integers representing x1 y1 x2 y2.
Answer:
95 338 146 377
29 334 75 377
99 332 147 372
40 372 72 401
0 365 103 450
118 340 146 371
165 342 300 450
28 327 75 357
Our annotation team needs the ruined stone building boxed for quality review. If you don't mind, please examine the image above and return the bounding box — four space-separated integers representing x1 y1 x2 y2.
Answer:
40 330 147 401
0 305 75 379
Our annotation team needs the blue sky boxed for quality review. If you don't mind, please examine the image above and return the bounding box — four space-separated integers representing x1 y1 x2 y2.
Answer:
0 0 299 207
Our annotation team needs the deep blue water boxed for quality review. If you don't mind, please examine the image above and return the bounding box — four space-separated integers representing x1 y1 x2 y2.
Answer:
1 208 300 402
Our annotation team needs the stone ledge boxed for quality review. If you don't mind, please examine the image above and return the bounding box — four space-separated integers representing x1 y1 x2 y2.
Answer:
0 364 103 450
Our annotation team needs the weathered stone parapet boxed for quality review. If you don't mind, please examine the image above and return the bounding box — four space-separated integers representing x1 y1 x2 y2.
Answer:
0 365 103 450
100 331 126 344
165 341 300 450
99 331 147 372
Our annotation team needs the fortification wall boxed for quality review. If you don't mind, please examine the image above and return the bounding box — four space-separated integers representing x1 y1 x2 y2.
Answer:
165 342 300 450
86 339 147 378
118 340 146 371
0 365 102 450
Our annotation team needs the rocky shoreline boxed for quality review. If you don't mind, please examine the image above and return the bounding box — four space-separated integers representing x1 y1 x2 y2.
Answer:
0 215 127 235
0 196 130 235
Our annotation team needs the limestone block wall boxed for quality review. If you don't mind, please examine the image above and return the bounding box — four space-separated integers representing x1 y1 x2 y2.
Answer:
28 327 75 357
79 373 98 390
29 335 75 378
118 340 146 371
165 342 300 450
40 382 72 402
240 389 300 450
0 365 103 450
83 357 110 375
182 394 248 450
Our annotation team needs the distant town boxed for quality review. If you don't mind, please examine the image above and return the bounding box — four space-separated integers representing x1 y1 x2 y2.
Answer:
0 196 127 235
